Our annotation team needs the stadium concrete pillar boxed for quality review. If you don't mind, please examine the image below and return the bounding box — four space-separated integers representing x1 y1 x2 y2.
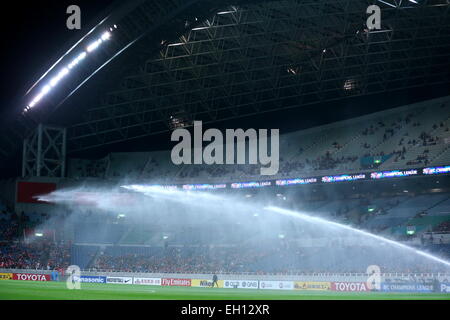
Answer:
22 124 67 178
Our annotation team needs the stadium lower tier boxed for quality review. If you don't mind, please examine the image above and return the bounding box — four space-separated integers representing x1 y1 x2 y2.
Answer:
1 240 449 274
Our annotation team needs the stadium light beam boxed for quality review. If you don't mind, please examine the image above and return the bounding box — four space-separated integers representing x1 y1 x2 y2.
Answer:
101 31 111 41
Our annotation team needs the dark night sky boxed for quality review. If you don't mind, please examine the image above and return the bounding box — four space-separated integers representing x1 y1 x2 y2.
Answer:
0 0 115 116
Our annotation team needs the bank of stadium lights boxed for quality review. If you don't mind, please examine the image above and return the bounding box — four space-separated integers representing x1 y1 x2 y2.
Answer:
35 233 43 237
24 27 116 113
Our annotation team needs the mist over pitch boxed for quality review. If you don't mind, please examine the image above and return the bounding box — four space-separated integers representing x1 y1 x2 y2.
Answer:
38 184 450 273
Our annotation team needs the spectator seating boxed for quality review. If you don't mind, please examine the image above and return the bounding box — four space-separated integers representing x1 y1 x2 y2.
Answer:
66 96 450 182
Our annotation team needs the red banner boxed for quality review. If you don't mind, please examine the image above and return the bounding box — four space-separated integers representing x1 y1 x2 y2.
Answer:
13 273 51 282
16 182 56 204
161 278 191 287
332 282 369 292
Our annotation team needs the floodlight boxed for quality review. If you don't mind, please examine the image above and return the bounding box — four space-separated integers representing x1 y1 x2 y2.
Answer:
59 68 69 77
87 40 101 52
41 85 51 94
101 31 111 41
49 76 59 87
78 52 87 60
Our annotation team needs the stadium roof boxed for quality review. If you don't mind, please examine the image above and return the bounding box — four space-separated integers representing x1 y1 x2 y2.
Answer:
1 0 449 171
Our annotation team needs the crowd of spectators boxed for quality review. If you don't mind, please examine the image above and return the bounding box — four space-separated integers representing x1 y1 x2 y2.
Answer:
0 240 71 270
0 200 71 271
87 241 450 275
1 231 449 274
91 247 270 274
0 204 20 241
310 152 358 171
0 210 58 242
0 221 20 241
141 108 446 179
0 242 42 269
46 241 71 270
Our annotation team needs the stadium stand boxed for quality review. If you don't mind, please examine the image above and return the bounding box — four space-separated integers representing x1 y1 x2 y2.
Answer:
0 240 70 270
67 96 450 182
0 202 19 241
74 222 126 244
0 188 449 275
77 242 450 274
3 97 450 275
71 245 100 270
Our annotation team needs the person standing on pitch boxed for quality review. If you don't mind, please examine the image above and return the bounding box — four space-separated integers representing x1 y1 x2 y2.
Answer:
211 274 219 288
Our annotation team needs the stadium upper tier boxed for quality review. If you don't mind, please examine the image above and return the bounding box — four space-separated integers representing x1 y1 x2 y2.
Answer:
67 96 450 183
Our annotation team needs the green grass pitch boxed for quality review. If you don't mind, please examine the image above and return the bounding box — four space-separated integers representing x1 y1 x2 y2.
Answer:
0 280 449 300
